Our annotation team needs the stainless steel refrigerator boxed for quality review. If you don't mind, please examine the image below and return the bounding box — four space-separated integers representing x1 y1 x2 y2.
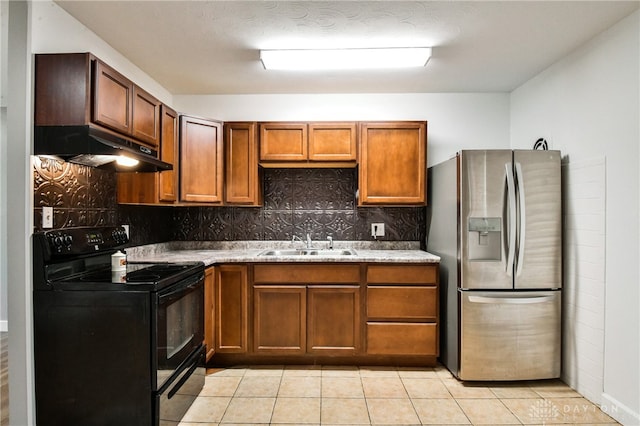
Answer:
427 150 562 381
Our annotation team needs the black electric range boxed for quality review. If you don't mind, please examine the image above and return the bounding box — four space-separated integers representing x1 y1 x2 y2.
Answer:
33 226 206 426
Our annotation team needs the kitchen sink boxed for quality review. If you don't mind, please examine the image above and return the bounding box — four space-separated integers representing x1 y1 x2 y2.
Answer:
258 248 357 256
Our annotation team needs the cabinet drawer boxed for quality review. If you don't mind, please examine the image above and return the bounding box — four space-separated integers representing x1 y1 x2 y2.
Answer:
367 286 436 320
367 323 437 356
367 264 437 284
253 264 360 284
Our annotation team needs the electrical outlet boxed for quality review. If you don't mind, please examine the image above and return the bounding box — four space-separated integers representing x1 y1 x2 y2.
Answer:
42 207 53 229
371 223 385 238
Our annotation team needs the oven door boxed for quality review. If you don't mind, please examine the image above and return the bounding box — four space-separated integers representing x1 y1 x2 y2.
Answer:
155 272 204 390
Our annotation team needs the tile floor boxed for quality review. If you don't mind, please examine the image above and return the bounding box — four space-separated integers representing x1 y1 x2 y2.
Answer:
178 364 619 425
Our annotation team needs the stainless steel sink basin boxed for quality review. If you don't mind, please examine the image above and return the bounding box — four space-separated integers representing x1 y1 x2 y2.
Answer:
258 248 357 256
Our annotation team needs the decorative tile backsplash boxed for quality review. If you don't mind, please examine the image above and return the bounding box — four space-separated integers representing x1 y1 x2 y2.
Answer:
33 158 425 246
33 156 118 230
32 157 172 246
172 169 426 243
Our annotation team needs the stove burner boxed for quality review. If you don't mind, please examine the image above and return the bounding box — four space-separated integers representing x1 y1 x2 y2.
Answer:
127 272 162 282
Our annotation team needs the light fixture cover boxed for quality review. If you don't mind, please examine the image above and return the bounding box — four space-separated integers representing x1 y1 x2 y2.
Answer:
116 155 139 167
260 47 432 70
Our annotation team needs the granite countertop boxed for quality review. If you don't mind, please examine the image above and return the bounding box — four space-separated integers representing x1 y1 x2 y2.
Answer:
126 241 440 267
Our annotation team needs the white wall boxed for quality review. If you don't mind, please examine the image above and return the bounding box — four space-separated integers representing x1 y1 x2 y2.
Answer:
174 93 511 166
511 10 639 425
0 0 8 333
3 1 178 423
6 1 34 424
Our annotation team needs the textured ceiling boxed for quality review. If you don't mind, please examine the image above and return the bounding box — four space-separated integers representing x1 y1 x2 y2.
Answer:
55 1 639 94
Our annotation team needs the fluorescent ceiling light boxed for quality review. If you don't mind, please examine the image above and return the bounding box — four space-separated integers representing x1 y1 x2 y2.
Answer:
260 47 432 70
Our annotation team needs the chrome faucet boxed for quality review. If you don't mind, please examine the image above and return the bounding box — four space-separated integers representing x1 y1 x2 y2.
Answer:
327 236 333 250
306 233 312 249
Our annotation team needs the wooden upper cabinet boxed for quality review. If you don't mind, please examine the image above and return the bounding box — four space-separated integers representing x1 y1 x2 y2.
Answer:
308 122 357 162
158 105 179 202
93 60 133 136
132 86 161 148
180 115 224 203
35 53 92 126
259 122 308 161
34 53 160 150
116 104 177 204
259 122 357 166
224 122 262 206
358 121 427 206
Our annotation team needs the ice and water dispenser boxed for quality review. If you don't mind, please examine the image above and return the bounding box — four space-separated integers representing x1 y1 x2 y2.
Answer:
468 217 502 261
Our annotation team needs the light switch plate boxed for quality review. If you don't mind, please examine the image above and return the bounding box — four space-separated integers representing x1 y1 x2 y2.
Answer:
42 207 53 229
371 223 385 237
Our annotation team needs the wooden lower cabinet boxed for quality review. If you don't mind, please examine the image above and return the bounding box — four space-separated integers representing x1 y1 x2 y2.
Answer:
307 286 360 355
215 265 248 353
366 264 439 357
252 264 361 357
204 266 215 361
208 262 439 366
253 286 306 354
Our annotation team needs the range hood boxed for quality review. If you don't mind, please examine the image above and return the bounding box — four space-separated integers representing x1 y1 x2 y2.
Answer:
34 125 173 172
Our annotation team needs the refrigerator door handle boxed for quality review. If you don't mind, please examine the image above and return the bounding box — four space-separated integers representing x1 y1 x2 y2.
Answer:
505 163 517 276
515 162 526 277
467 295 556 304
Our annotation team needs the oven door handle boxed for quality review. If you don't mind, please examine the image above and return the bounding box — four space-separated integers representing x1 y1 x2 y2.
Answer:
158 274 203 302
167 352 201 399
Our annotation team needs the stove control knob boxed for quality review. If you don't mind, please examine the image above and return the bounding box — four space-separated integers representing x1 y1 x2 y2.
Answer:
64 235 73 246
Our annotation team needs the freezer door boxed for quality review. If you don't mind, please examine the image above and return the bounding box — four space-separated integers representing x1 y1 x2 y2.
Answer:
460 150 513 289
513 150 562 289
459 290 561 381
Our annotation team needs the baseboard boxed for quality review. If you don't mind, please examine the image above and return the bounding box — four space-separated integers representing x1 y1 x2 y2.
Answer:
601 392 640 425
0 320 7 332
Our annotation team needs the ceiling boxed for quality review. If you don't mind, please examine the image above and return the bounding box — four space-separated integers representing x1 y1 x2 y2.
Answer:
55 1 639 95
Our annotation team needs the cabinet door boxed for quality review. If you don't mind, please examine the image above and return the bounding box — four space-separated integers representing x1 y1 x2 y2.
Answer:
132 86 161 148
307 286 360 355
215 265 248 353
358 122 427 205
93 60 133 135
180 115 224 203
225 122 262 205
259 122 307 161
204 267 216 361
159 105 179 202
254 286 306 354
308 122 357 162
116 171 159 204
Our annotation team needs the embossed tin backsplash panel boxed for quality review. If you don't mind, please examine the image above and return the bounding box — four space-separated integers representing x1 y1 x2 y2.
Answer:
33 159 425 245
170 169 425 242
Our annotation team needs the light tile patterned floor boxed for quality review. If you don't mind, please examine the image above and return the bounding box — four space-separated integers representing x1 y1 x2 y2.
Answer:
178 364 619 425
